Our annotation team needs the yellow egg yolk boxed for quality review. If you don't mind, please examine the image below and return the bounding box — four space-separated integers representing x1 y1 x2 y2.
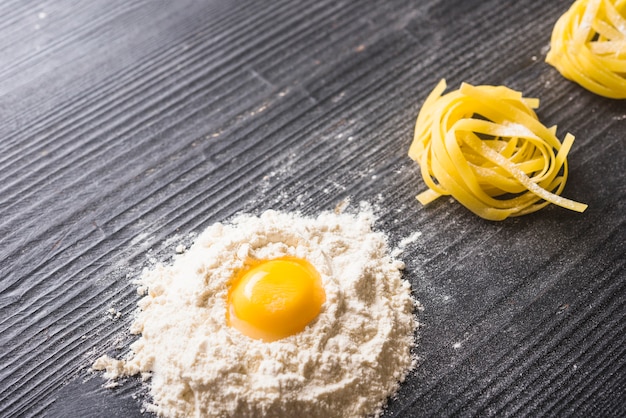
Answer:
227 257 326 342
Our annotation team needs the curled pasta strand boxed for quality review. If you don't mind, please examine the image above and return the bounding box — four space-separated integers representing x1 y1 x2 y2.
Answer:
547 0 626 99
408 80 588 221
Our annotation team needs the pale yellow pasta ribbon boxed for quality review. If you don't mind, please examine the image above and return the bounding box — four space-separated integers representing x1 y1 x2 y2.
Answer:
547 0 626 99
408 80 588 221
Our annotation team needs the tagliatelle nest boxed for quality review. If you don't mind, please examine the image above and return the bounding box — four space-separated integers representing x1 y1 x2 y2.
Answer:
408 79 588 221
547 0 626 99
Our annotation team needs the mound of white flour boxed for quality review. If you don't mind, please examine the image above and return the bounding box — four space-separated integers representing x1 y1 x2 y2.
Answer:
93 209 418 418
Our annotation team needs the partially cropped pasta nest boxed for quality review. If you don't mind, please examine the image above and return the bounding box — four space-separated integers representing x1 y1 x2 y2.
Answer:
547 0 626 99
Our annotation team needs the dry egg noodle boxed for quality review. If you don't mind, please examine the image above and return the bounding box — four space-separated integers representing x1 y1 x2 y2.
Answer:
408 79 588 221
92 209 418 418
546 0 626 99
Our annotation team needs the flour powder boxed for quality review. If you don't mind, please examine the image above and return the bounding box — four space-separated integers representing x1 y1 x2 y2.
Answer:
93 208 418 418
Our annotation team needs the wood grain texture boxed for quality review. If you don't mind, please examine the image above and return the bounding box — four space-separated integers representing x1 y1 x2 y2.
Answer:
0 0 624 417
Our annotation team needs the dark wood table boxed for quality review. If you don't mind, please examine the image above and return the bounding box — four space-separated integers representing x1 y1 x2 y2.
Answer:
1 0 624 416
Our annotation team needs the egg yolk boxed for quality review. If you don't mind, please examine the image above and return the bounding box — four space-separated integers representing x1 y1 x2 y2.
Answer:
227 257 326 342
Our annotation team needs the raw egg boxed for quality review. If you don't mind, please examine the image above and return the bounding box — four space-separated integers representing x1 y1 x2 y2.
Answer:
227 257 326 342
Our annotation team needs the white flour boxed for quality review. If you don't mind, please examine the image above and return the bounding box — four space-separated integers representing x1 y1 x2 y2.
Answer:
93 208 418 418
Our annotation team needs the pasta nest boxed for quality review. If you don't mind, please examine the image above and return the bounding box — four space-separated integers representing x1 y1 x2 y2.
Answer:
547 0 626 99
408 80 588 221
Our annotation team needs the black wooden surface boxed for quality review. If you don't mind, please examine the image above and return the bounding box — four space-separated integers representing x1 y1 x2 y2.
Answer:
1 0 625 417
